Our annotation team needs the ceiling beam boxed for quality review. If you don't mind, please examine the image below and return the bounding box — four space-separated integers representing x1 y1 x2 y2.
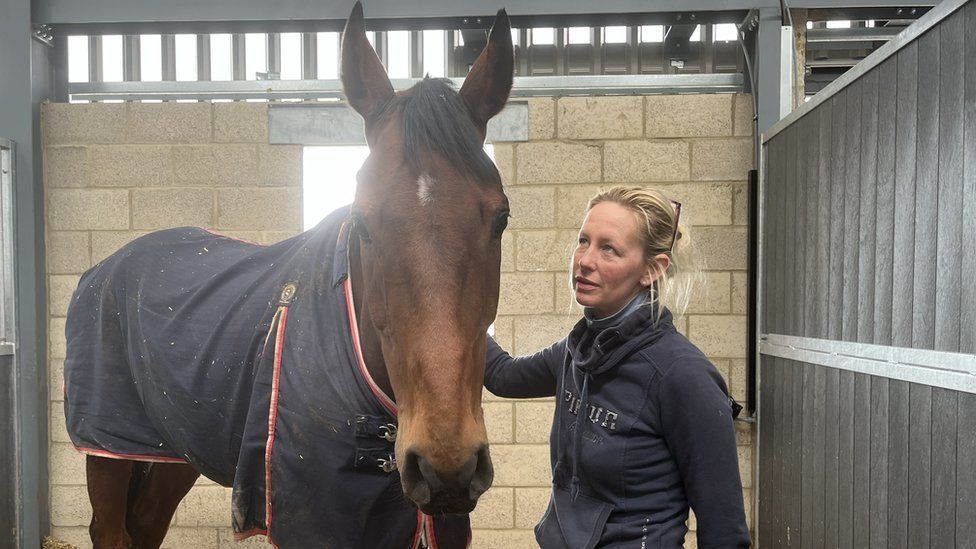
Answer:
35 0 938 27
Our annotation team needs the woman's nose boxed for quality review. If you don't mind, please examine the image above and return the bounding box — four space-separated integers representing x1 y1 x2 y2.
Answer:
577 249 596 271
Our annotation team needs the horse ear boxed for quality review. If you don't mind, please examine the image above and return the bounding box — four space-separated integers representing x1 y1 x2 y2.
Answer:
459 9 515 139
341 1 395 122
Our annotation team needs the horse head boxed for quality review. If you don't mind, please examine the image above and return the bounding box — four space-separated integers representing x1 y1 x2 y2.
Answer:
340 2 513 515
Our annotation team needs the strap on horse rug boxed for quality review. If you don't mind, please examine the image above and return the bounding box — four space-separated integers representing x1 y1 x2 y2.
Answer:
63 207 470 548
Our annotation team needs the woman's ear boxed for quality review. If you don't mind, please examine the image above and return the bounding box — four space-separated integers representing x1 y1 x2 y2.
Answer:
645 253 671 285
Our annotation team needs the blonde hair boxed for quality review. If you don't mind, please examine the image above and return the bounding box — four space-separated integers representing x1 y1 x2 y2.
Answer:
586 185 703 320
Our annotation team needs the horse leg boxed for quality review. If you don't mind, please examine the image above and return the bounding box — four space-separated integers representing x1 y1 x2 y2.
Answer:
86 456 135 549
125 462 200 549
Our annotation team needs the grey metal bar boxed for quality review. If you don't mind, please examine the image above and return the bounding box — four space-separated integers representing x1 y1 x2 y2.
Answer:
161 34 176 81
760 334 976 394
0 343 12 356
197 34 211 80
88 34 103 83
1 1 51 543
232 33 246 80
267 32 281 76
763 0 969 142
0 140 14 348
302 32 317 80
123 34 140 81
68 73 743 101
806 26 901 43
756 7 792 135
34 0 937 26
410 31 423 78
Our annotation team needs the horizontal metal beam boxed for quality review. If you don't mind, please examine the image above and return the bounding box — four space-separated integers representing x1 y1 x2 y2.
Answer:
36 0 937 27
805 58 860 68
763 0 967 142
805 26 902 43
67 74 743 102
0 343 13 356
761 334 976 394
269 102 528 145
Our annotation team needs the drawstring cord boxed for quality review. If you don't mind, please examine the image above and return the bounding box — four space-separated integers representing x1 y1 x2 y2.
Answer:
570 372 590 501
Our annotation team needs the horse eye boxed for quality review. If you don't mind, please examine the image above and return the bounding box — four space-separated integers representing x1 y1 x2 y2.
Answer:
354 219 373 243
491 212 509 239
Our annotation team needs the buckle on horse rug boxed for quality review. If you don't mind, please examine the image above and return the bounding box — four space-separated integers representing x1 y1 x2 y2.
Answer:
354 414 397 442
354 448 398 473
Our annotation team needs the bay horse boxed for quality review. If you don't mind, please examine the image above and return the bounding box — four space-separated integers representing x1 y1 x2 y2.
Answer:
62 3 514 547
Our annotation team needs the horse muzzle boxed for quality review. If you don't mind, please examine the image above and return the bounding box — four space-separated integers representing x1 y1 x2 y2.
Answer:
400 444 494 515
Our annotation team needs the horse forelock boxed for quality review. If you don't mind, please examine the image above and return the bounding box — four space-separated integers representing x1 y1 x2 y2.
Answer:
392 77 501 187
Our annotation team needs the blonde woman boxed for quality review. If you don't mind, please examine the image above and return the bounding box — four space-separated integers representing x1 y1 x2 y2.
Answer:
485 186 750 548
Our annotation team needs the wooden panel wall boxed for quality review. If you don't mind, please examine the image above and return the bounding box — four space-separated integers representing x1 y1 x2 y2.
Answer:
757 359 976 547
762 2 976 355
759 2 976 546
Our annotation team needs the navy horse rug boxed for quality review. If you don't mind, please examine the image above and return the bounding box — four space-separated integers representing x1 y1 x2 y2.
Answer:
63 207 470 547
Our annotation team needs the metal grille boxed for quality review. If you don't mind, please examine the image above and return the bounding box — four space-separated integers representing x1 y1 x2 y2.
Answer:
65 25 747 102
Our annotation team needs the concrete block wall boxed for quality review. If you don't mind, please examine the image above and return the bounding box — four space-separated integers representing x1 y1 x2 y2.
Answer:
43 94 755 548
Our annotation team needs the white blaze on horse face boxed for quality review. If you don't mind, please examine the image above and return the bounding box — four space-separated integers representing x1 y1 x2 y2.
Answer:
417 172 435 206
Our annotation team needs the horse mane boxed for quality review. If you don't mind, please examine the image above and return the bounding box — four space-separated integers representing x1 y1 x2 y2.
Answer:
392 77 502 186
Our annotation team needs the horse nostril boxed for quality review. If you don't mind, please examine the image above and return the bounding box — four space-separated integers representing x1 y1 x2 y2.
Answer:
401 449 432 506
468 444 494 500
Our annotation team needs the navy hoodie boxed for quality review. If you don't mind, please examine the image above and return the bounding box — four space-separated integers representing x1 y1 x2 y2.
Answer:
485 303 751 548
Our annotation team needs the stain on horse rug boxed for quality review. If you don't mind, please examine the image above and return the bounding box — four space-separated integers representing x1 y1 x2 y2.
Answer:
63 207 469 548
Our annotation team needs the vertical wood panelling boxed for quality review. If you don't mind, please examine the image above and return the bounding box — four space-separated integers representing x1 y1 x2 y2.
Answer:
828 91 847 341
852 373 871 548
837 80 864 341
868 377 889 547
907 384 932 547
957 392 976 542
794 118 808 337
930 388 958 546
874 58 897 347
758 360 775 541
963 2 976 355
912 30 939 350
757 8 976 548
763 149 774 336
842 81 862 343
823 368 840 548
837 370 855 548
804 110 821 338
772 358 785 545
934 12 965 352
857 68 879 344
815 106 832 341
790 360 804 546
800 364 816 548
779 361 793 545
811 366 826 547
777 135 788 337
891 42 918 348
785 129 798 336
887 380 910 548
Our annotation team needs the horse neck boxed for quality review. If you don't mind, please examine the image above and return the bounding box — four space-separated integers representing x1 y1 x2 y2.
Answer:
347 236 396 402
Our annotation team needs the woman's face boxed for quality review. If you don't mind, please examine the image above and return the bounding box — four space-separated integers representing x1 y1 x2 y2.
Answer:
573 202 653 318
